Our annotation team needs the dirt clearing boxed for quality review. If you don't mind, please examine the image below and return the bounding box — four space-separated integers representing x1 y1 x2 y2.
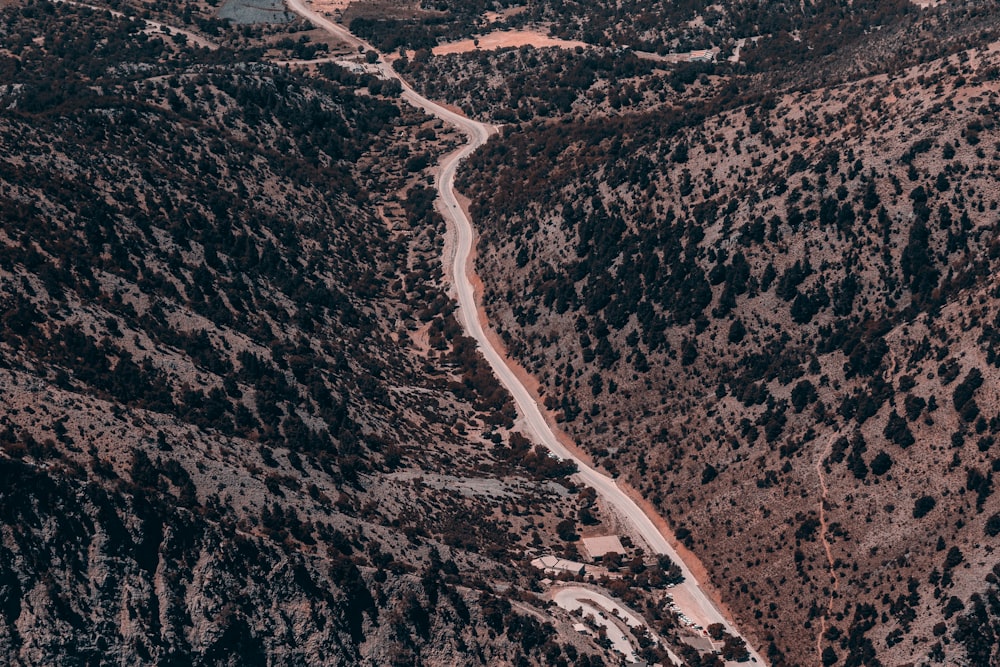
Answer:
433 30 587 56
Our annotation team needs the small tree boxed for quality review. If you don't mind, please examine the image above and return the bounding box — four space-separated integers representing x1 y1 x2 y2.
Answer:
870 451 893 476
556 519 578 541
985 513 1000 537
913 495 936 518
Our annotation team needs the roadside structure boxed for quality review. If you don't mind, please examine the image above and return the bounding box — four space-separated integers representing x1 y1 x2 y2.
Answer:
531 555 586 576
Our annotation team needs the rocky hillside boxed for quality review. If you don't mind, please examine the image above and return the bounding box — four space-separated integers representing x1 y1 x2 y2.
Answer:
0 4 624 665
460 15 1000 667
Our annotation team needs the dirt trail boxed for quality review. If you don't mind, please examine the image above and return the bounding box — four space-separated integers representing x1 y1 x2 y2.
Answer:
814 434 841 665
55 0 220 50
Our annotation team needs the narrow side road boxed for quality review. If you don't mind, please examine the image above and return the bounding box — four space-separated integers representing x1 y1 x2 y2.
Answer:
814 434 841 665
284 2 765 663
552 585 684 666
55 0 220 50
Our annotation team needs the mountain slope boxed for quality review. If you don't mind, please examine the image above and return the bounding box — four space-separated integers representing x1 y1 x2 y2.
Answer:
461 27 1000 667
0 4 617 665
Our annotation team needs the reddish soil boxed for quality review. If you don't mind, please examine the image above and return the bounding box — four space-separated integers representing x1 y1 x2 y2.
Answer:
433 30 586 56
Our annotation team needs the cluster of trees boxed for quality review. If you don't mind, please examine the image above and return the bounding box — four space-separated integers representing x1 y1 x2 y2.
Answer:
273 35 329 60
349 4 495 54
447 332 517 426
3 454 576 665
0 1 445 483
481 593 605 666
400 46 659 122
499 432 577 480
454 6 1000 664
0 5 758 667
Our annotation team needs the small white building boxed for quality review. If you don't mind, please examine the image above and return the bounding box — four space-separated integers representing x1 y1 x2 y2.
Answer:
531 555 586 576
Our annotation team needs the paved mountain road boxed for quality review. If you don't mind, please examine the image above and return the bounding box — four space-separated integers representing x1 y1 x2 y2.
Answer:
283 2 764 663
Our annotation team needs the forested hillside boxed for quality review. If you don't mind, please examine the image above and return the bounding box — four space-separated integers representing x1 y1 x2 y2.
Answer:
10 0 1000 663
461 13 1000 667
0 4 615 665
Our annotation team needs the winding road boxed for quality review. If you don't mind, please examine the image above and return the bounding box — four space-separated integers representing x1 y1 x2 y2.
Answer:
552 585 683 666
283 1 765 663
